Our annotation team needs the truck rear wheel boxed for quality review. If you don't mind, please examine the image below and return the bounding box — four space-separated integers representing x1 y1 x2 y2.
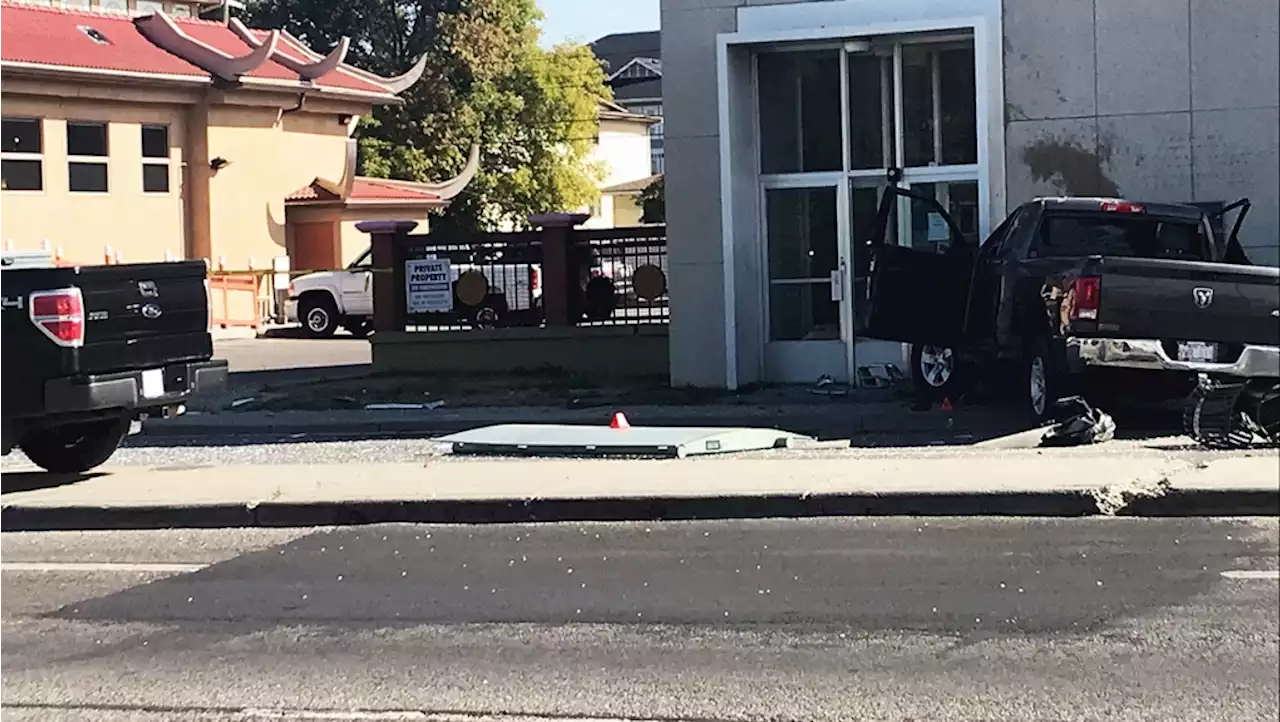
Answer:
1024 337 1066 424
20 417 129 473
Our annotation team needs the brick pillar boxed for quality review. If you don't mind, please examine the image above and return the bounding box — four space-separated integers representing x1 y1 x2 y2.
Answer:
358 220 418 333
529 212 590 327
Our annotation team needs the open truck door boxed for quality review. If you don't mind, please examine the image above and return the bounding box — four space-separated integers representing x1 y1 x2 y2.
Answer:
859 186 977 346
1208 198 1252 265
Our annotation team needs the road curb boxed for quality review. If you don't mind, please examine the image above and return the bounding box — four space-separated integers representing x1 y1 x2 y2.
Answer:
4 488 1276 532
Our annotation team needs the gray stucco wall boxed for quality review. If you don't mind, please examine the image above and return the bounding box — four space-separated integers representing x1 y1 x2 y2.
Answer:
661 0 742 388
1004 0 1280 265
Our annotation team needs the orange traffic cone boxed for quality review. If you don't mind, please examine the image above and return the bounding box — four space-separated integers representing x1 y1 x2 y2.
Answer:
939 397 953 412
609 412 631 430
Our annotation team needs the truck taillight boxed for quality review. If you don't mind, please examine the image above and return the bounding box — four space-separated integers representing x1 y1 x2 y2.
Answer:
1100 200 1144 213
29 287 85 347
1071 276 1101 320
529 267 540 291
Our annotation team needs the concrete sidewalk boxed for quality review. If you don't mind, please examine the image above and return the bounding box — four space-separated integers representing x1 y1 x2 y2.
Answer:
3 452 1276 530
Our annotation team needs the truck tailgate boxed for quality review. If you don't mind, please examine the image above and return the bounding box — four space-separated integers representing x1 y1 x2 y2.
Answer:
1092 257 1280 346
77 261 212 372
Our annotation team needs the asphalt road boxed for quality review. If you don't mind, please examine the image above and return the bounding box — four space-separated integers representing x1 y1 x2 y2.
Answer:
4 518 1278 721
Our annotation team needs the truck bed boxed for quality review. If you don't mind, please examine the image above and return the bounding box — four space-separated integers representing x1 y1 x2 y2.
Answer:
1072 256 1280 347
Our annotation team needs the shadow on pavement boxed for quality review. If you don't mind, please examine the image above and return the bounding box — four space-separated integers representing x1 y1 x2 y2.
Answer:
30 519 1266 641
2 471 105 494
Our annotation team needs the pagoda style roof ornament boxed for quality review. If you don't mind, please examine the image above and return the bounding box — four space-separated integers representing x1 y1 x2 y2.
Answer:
135 11 278 82
228 18 350 81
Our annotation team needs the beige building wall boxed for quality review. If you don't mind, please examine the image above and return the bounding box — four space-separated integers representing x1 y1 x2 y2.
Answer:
0 95 186 265
203 106 358 270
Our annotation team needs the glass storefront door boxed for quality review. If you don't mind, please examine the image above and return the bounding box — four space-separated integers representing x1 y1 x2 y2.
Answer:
756 34 982 384
762 183 852 383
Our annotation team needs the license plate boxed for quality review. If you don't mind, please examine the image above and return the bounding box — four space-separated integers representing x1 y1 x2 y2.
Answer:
1177 341 1217 363
140 368 165 398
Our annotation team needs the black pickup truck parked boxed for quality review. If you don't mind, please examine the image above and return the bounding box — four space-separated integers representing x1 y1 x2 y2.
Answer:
861 189 1280 423
2 256 228 472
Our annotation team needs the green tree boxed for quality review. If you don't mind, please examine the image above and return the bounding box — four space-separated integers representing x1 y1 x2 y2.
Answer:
638 174 665 224
245 0 608 233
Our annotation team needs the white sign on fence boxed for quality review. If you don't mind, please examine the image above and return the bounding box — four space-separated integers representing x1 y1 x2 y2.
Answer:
405 258 453 313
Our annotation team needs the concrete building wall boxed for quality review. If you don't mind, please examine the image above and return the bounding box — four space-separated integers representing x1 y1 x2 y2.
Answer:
661 0 739 387
1003 0 1279 265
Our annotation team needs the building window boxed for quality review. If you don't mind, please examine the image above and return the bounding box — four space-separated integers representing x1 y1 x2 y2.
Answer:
757 50 843 174
61 0 92 8
132 0 163 16
1 118 44 192
67 121 109 193
97 0 128 11
141 124 170 193
169 2 192 16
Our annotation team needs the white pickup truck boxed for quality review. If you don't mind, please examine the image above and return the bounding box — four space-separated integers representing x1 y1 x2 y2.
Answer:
284 247 542 337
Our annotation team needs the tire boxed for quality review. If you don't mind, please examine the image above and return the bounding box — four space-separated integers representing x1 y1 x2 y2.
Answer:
469 295 508 330
1023 337 1066 424
910 343 963 398
299 294 339 338
344 319 372 338
21 417 129 473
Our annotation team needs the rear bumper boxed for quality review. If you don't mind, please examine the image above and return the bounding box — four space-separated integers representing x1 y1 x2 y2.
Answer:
1066 338 1280 378
43 359 229 416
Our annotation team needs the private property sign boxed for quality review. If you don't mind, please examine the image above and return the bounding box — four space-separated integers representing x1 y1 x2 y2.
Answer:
405 258 453 313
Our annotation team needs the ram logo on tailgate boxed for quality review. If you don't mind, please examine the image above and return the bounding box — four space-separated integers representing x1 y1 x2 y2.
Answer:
1192 287 1214 309
138 280 159 298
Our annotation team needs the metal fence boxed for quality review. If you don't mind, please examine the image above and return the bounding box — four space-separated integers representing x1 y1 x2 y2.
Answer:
394 224 668 332
574 225 669 327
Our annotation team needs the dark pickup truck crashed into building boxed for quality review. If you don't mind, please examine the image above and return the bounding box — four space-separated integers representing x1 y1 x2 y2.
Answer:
2 255 228 472
862 190 1280 445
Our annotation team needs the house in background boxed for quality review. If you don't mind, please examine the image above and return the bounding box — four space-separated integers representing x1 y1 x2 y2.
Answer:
577 99 659 229
0 0 477 272
590 31 664 174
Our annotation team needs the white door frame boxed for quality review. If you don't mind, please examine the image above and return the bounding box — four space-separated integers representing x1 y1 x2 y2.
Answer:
758 175 852 384
717 1 1004 390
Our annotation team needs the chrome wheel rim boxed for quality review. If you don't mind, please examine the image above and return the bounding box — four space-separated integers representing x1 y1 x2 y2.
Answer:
306 308 329 333
1030 355 1047 416
919 345 954 388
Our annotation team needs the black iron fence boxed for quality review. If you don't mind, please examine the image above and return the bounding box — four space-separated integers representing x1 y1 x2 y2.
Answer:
374 221 668 332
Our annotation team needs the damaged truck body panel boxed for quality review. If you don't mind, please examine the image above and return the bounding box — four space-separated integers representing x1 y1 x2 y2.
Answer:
861 189 1280 425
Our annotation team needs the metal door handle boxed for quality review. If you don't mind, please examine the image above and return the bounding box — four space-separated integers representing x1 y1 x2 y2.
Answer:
830 263 845 302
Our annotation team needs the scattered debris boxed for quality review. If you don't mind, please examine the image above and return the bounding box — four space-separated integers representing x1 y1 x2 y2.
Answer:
1040 396 1116 447
363 400 447 411
856 364 904 389
809 374 848 397
1183 374 1279 449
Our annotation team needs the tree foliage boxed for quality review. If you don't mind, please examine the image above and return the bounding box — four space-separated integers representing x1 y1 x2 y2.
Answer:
245 0 609 234
638 174 665 224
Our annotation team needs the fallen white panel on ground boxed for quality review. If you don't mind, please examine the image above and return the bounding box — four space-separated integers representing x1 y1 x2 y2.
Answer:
437 424 814 458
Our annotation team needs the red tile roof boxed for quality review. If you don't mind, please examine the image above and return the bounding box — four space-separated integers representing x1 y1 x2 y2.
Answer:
285 178 442 204
0 0 398 98
0 2 207 78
